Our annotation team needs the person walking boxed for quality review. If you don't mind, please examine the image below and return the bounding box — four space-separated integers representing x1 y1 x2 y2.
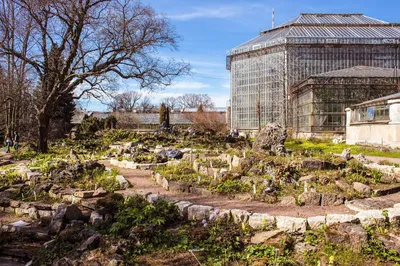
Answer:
4 134 12 153
13 132 19 151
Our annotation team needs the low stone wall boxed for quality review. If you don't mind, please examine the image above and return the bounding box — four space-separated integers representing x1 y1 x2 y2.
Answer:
153 172 212 196
346 123 400 148
115 187 400 234
109 158 168 170
0 200 56 220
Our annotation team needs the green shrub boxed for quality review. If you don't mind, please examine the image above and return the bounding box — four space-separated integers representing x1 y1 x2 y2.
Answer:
214 180 251 194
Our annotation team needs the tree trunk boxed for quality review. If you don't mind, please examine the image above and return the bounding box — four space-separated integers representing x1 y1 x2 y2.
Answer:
38 112 50 153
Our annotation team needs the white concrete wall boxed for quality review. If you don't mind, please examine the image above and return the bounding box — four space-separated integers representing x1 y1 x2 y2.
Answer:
346 123 400 148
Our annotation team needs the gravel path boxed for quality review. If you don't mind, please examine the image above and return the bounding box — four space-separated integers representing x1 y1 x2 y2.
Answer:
103 161 358 218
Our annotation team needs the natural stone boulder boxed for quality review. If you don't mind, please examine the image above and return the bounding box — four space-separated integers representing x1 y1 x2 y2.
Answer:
230 209 251 224
325 223 368 252
187 205 213 220
252 123 287 155
295 242 317 253
341 148 352 161
89 211 104 225
158 149 184 160
379 233 400 254
353 182 372 195
77 234 101 252
48 204 83 235
93 187 109 197
335 180 352 191
301 160 324 171
115 175 130 189
248 213 275 229
279 196 297 206
307 216 326 230
298 175 317 183
321 193 344 206
355 210 386 226
276 216 307 233
251 230 284 244
326 214 359 225
298 192 321 206
355 154 369 164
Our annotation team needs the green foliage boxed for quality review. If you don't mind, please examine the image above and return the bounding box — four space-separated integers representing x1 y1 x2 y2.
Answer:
12 151 38 160
79 167 121 192
102 129 138 145
363 226 400 262
214 179 251 194
286 139 400 158
159 103 170 127
109 196 180 237
133 154 158 164
76 116 105 139
197 158 229 169
0 171 22 187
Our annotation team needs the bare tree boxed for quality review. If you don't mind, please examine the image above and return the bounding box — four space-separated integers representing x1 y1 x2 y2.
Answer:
0 0 190 152
160 96 178 110
108 91 142 112
138 96 154 113
176 94 214 109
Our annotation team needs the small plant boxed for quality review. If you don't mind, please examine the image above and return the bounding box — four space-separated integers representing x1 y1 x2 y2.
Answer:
214 180 251 194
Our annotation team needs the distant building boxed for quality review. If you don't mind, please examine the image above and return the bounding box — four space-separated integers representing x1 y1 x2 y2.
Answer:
228 13 400 131
346 92 400 148
291 66 400 137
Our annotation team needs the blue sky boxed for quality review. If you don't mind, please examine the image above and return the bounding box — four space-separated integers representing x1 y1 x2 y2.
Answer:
83 0 400 111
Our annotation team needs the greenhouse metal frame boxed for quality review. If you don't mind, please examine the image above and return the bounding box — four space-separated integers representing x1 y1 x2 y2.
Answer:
228 13 400 131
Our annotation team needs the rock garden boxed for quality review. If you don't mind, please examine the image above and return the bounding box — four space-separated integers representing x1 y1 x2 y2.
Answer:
2 124 400 265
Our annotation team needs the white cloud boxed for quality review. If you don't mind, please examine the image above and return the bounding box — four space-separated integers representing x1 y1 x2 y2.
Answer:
169 3 270 21
168 81 210 90
170 6 240 21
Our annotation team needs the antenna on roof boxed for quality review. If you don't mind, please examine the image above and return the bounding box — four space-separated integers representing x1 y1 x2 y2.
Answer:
272 8 275 29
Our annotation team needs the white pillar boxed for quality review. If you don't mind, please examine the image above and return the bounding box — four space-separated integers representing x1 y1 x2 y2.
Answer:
388 100 400 124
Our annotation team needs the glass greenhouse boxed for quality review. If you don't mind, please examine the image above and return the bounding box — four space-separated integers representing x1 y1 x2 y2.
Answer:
228 13 400 131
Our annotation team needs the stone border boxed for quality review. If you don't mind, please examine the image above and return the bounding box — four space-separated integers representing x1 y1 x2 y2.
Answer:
114 187 400 234
109 158 168 170
153 172 212 196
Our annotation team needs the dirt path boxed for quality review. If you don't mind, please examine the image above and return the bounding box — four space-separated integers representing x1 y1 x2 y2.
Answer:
103 161 360 218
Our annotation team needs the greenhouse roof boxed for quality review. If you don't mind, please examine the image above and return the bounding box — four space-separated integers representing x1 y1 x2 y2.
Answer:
313 66 400 78
230 14 400 55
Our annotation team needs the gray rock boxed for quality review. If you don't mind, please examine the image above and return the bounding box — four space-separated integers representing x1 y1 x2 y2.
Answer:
248 213 275 229
231 155 241 168
353 182 372 195
355 154 369 164
276 216 307 233
73 191 94 199
48 204 82 235
379 233 400 254
301 160 323 171
230 209 251 224
295 242 317 253
335 180 352 191
89 211 103 225
298 175 317 183
251 230 284 244
146 193 165 203
321 193 344 206
346 198 396 212
93 188 109 197
187 205 213 220
326 214 359 225
115 175 130 189
279 196 297 206
385 208 400 225
325 223 367 251
355 210 386 226
175 201 193 219
252 123 287 155
307 216 326 230
341 148 351 161
77 234 101 252
298 192 321 206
